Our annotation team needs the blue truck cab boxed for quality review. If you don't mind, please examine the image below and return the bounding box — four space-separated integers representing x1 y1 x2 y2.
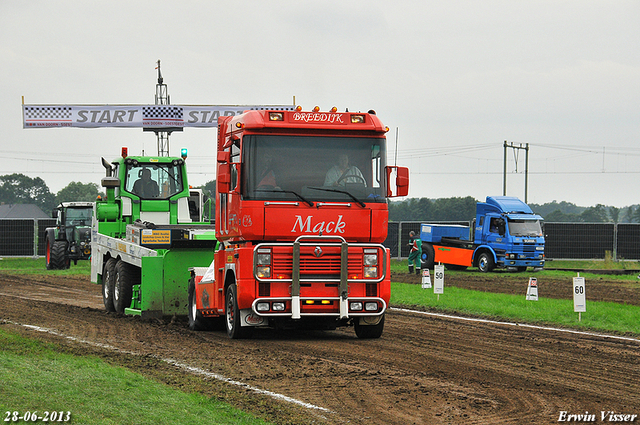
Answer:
419 196 545 272
474 196 545 272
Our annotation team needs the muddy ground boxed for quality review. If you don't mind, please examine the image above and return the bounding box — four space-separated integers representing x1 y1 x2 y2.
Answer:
1 272 638 424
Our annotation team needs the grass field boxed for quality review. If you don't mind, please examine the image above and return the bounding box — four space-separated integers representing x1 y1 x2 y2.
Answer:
0 329 271 425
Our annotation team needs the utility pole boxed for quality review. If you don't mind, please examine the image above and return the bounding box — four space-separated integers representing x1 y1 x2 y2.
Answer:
503 141 529 203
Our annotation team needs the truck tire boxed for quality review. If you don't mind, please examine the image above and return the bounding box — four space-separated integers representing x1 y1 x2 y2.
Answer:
49 240 69 270
102 258 117 312
354 314 385 339
188 276 221 331
477 252 495 273
225 284 252 339
420 243 435 270
113 260 135 313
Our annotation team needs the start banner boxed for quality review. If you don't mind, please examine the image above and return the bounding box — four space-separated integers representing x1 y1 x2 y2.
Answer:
23 104 295 129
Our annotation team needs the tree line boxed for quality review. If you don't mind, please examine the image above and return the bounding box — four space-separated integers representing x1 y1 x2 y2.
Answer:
1 172 635 223
389 197 640 223
0 173 216 216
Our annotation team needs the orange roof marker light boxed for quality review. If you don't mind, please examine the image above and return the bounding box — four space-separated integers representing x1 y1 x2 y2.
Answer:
312 106 320 112
330 106 337 113
295 105 302 112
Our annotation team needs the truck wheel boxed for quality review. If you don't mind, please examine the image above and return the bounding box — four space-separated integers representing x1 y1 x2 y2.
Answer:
225 284 252 339
477 252 495 273
354 314 385 339
188 277 220 331
421 244 435 270
49 241 69 270
113 260 134 313
102 258 117 312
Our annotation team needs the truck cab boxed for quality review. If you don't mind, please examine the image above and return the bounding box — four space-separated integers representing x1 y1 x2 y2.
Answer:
191 107 409 339
473 196 545 272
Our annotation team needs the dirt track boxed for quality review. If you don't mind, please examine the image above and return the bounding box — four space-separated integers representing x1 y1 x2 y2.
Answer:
1 272 639 424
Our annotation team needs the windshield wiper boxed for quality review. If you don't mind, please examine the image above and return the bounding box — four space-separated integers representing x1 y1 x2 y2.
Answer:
255 188 314 207
307 187 365 208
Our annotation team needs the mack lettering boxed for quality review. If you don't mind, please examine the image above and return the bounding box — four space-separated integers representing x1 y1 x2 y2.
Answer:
292 215 346 234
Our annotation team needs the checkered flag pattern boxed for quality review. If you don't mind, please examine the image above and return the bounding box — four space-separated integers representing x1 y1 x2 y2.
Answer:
24 106 72 121
142 106 183 121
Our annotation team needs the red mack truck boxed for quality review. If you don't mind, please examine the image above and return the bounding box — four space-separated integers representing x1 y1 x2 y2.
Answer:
189 107 409 339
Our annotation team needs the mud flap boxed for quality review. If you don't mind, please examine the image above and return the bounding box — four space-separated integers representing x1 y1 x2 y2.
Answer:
240 308 267 327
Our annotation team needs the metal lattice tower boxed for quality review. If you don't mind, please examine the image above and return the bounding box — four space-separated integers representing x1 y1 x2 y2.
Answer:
150 60 175 156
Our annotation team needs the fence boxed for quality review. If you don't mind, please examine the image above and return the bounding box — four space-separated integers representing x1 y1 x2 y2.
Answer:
0 219 56 257
2 219 640 260
386 221 640 261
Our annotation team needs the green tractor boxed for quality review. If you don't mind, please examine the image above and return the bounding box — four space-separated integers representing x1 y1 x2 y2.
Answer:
45 202 94 270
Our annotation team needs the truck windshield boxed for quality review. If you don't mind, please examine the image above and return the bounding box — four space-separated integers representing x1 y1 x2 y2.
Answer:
124 162 184 199
508 219 543 237
242 135 386 203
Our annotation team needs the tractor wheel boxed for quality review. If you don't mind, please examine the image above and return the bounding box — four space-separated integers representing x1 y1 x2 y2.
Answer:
354 314 385 339
225 284 252 339
45 238 54 270
420 243 435 270
188 276 221 331
49 241 69 270
102 258 117 312
477 252 495 273
113 260 135 313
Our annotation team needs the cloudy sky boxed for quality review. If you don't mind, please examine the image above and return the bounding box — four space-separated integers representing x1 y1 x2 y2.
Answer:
1 1 639 208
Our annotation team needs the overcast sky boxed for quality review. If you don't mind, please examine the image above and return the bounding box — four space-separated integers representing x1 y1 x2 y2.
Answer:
1 1 639 208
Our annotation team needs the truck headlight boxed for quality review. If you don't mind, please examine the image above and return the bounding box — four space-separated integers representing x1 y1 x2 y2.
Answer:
256 266 271 278
536 246 545 251
364 266 377 278
363 253 377 266
365 302 378 311
272 302 285 311
256 302 270 312
350 302 363 311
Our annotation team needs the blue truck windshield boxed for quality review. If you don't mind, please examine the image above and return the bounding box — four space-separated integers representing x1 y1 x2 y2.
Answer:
508 219 543 237
242 135 386 203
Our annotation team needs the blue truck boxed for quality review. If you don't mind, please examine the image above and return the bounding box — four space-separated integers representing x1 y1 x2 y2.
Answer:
420 196 545 272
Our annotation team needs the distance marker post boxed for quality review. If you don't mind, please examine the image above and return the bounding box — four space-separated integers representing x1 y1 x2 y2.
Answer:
526 277 538 301
573 273 586 321
421 269 432 289
434 263 444 300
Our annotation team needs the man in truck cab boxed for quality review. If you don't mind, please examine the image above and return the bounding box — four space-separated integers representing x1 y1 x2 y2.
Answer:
324 153 366 187
132 168 159 198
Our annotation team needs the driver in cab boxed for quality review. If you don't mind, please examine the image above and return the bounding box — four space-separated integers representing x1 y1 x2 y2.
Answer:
133 168 159 198
324 153 366 187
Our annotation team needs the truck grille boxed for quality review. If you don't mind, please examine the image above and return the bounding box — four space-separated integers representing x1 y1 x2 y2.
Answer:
272 246 364 277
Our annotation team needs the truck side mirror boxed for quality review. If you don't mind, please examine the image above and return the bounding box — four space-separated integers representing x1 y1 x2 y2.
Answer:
385 166 409 197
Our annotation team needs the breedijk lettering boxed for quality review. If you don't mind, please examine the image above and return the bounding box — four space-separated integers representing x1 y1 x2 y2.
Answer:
291 215 346 234
292 112 344 124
